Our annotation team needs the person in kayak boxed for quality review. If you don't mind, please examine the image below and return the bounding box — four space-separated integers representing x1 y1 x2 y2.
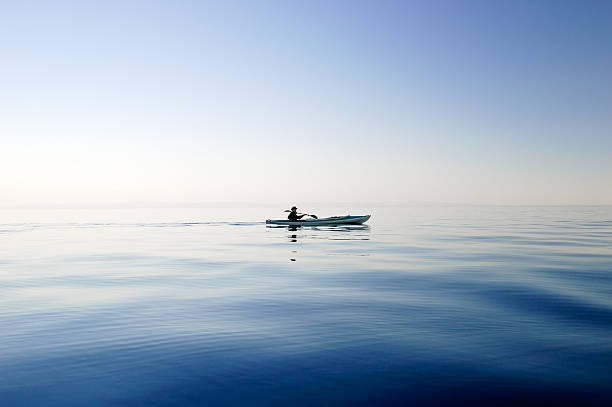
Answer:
288 206 307 221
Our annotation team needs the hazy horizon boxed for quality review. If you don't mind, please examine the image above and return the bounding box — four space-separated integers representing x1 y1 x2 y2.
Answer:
2 200 612 210
3 1 611 206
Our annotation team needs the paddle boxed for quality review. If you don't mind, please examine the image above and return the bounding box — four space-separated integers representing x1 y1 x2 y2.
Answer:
284 210 318 219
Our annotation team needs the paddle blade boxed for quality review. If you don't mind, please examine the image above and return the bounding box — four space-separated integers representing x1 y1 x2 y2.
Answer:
310 214 318 219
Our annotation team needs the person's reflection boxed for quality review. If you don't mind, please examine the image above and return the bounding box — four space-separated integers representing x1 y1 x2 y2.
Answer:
288 226 298 242
288 226 298 260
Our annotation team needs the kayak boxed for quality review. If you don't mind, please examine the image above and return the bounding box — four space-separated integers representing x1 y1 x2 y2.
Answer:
266 215 370 226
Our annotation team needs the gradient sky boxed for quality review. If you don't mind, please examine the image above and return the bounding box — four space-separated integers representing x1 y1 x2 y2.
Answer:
2 0 611 205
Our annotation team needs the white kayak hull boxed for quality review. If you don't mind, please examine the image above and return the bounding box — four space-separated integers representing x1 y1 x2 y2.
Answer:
266 215 370 226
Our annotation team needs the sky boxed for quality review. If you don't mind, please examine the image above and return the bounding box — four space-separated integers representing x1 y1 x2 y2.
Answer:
1 0 611 206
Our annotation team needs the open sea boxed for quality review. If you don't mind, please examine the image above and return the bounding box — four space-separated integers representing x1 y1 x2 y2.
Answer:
1 205 611 406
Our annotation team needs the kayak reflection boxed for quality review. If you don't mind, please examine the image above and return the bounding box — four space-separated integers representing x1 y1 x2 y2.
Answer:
278 225 370 262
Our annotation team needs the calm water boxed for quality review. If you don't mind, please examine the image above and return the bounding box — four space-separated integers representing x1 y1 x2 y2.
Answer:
1 205 612 406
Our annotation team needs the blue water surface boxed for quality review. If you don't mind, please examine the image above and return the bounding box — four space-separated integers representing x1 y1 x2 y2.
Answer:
1 205 611 406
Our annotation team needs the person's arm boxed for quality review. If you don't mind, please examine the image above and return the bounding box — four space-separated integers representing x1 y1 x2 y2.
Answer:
297 214 306 219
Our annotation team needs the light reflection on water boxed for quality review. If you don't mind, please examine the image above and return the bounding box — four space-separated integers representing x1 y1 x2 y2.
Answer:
1 205 612 406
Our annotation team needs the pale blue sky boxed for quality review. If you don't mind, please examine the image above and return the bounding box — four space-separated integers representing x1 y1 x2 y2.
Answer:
2 0 611 205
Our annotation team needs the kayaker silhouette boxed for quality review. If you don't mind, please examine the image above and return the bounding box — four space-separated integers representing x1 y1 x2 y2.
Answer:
287 207 318 221
288 206 306 221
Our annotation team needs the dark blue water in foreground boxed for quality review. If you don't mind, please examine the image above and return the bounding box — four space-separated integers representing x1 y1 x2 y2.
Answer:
1 205 612 406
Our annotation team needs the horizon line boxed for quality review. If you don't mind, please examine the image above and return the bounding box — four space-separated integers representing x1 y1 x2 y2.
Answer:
2 201 612 210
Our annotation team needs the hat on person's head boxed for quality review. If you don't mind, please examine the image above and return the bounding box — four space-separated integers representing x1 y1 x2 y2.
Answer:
291 206 297 210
